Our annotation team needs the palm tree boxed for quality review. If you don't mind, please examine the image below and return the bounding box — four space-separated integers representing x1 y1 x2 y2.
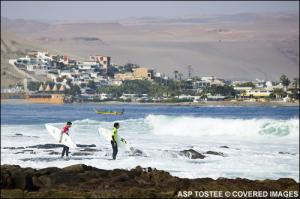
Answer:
173 70 179 80
292 78 299 89
280 74 290 91
178 72 183 81
240 90 246 100
273 88 286 99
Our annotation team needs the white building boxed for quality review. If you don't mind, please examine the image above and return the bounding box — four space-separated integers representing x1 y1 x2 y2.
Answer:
244 89 272 97
47 73 59 81
77 61 100 71
199 76 225 86
59 70 73 79
108 80 123 86
99 93 113 100
265 81 273 88
233 87 253 91
120 94 139 101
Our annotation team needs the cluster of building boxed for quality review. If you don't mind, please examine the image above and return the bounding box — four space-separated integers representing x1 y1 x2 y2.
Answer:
10 51 168 89
5 51 299 104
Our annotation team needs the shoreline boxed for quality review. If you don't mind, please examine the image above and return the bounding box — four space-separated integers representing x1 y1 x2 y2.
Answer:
1 98 299 107
1 164 299 198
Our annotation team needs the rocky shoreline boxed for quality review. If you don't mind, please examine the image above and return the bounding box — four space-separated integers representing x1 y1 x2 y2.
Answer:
1 164 299 198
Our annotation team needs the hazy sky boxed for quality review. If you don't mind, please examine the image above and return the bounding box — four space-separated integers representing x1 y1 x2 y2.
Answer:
1 1 299 22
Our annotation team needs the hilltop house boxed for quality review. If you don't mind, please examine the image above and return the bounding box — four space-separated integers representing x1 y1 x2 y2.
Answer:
114 67 154 81
89 55 111 74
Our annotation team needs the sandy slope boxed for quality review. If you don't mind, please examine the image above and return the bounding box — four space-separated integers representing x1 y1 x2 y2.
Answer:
1 13 299 86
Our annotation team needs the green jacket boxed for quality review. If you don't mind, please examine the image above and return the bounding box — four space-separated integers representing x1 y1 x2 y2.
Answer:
112 127 118 142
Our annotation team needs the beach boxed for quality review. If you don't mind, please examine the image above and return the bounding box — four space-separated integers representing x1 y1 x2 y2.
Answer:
1 98 299 107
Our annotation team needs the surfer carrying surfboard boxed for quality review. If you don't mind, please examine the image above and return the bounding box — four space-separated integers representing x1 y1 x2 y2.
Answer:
111 122 120 160
59 121 72 158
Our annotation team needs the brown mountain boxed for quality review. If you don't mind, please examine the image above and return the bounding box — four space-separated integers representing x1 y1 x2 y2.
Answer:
1 13 299 87
1 31 43 88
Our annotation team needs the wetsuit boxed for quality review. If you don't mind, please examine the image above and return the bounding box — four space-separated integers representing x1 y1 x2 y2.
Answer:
111 127 118 160
61 126 70 157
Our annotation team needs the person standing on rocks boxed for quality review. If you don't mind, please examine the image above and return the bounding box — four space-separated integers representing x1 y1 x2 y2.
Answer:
111 122 120 160
59 121 72 158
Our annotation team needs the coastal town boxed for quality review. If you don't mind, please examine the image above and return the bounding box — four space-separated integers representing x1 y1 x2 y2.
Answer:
1 50 299 105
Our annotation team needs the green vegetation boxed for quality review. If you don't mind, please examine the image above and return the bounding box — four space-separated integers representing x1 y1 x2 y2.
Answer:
290 78 299 99
87 80 96 90
65 84 81 96
236 82 255 88
97 80 156 97
270 88 286 99
202 85 236 97
27 82 41 91
16 70 300 103
97 80 181 98
96 79 238 99
280 74 291 87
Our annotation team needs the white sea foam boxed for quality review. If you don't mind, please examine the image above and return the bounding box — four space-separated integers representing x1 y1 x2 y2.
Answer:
145 115 299 142
1 115 299 181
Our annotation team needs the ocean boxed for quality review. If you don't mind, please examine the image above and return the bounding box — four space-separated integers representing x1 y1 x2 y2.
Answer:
1 103 299 181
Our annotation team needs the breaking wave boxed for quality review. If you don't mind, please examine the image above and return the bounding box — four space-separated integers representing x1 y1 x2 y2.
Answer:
145 115 299 139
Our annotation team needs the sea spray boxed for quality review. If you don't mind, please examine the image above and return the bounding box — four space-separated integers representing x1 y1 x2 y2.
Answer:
144 115 299 140
1 107 299 181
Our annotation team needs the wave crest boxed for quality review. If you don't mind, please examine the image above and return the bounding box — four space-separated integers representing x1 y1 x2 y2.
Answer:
145 115 299 139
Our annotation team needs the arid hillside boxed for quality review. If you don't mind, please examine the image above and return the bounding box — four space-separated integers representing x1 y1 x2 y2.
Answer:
1 31 42 88
1 13 299 87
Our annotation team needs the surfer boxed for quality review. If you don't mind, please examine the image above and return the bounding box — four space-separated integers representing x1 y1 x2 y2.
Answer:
111 122 120 160
59 121 72 158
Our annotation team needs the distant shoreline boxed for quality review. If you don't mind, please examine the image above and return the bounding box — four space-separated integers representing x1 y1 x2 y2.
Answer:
1 99 299 107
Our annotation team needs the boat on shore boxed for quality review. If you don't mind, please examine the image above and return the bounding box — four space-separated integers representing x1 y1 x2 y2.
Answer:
94 109 124 115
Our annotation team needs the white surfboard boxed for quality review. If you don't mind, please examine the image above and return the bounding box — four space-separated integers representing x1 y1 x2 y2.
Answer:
45 124 77 148
98 127 128 149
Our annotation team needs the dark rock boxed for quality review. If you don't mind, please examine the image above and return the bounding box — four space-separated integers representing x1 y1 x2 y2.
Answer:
1 166 36 191
129 147 146 157
20 157 94 162
179 149 206 159
76 144 96 148
63 164 94 173
26 144 64 149
45 172 86 187
14 150 36 154
277 178 297 185
1 169 14 188
279 152 296 155
71 152 92 156
80 148 101 152
11 134 39 138
3 147 25 150
112 173 130 182
220 146 229 148
205 151 225 156
23 150 34 152
1 164 299 198
20 158 62 162
38 175 52 188
130 166 143 176
32 176 43 189
48 151 60 155
36 167 61 176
